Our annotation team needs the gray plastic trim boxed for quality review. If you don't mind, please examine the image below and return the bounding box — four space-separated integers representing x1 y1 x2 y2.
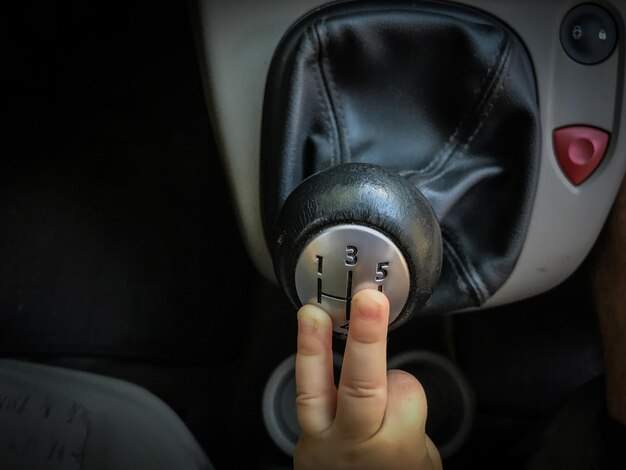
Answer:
262 355 299 456
193 0 626 310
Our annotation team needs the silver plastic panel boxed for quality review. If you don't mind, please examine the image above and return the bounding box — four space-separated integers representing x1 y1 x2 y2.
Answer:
193 0 626 310
295 225 410 334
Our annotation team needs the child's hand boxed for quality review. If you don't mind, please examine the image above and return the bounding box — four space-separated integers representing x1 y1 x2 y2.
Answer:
294 289 442 470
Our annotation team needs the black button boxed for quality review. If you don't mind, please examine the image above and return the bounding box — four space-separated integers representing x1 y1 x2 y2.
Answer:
560 4 617 65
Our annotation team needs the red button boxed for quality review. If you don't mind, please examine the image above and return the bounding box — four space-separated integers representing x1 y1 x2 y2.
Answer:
554 126 610 185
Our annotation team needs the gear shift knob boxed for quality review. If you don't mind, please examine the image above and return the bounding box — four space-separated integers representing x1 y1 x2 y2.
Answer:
272 163 442 337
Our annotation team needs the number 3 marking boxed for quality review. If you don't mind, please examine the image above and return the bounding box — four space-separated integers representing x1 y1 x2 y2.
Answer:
345 246 358 266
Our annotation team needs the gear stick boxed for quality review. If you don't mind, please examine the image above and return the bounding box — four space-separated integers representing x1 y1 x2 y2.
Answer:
271 163 442 337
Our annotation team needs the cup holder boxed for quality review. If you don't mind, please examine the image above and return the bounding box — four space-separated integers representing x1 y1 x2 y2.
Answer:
263 350 474 459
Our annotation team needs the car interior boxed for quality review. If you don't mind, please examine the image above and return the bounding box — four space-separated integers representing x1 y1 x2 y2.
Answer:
2 0 624 469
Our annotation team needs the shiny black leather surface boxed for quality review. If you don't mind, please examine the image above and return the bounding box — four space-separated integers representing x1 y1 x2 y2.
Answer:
262 0 540 315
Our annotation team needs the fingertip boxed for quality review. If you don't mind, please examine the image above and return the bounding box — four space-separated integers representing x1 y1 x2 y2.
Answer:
298 304 333 333
297 304 333 356
352 289 389 322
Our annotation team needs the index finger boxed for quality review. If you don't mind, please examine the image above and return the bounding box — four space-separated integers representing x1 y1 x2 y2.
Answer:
334 289 390 439
295 304 337 436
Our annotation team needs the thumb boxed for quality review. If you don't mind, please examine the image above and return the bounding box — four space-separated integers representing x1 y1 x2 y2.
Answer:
383 369 429 436
382 370 442 469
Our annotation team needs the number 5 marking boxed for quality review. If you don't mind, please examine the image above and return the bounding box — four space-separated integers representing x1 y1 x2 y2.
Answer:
376 262 389 281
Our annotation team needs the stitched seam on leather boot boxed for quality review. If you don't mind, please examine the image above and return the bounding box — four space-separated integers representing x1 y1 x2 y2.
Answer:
318 19 352 164
313 19 347 165
312 20 342 166
307 27 338 168
401 33 511 179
